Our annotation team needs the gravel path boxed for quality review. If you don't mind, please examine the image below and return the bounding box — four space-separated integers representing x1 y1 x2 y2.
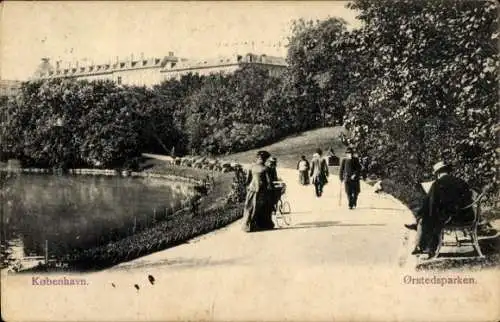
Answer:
2 168 499 321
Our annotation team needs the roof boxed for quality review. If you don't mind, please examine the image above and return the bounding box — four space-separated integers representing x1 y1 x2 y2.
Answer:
35 55 179 79
160 53 287 73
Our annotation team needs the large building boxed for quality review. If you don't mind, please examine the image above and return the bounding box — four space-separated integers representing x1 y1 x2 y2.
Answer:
0 80 22 97
33 52 287 87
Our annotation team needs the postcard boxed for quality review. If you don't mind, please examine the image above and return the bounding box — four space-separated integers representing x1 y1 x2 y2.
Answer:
1 1 499 321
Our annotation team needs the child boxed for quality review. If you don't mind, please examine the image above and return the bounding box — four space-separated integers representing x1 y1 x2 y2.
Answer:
297 155 310 185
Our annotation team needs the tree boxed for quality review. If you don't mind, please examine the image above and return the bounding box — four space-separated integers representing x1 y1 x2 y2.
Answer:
344 0 499 200
1 79 146 169
286 17 352 127
151 73 204 155
184 67 283 155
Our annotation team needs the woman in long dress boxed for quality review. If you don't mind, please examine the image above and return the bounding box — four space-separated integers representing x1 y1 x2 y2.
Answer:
242 151 272 232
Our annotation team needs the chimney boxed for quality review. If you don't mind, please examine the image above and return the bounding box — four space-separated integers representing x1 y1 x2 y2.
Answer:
41 57 49 64
140 52 144 60
116 56 119 64
168 51 174 57
130 53 134 62
56 61 60 69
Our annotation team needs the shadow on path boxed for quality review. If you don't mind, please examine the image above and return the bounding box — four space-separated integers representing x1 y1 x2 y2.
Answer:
268 221 387 231
354 207 408 212
114 256 245 271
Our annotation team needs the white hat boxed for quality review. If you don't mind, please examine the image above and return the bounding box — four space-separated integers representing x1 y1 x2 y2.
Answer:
432 161 449 174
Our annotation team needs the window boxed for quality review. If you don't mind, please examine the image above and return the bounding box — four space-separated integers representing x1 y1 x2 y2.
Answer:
117 76 122 84
120 63 125 68
143 60 148 66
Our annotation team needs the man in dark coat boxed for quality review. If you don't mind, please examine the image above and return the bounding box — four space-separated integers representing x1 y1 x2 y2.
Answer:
339 147 362 209
406 161 475 258
310 148 329 197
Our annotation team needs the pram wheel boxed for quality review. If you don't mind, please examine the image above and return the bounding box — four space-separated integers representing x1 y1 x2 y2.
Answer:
274 200 291 227
279 200 291 215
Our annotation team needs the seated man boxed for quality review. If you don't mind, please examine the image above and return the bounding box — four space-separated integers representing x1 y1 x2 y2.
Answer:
405 161 475 258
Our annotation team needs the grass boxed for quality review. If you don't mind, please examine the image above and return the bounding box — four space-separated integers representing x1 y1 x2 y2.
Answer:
227 127 346 170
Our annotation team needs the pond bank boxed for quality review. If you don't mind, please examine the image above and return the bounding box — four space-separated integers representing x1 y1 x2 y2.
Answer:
2 159 245 273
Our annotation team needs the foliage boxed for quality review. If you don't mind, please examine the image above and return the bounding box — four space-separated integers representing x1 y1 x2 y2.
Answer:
150 73 204 155
286 18 352 127
184 66 288 155
344 0 499 201
1 80 144 169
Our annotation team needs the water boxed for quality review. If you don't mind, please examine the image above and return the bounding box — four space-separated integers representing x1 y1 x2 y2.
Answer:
0 173 196 270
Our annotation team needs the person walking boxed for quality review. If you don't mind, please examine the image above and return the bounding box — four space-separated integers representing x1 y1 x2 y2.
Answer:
339 147 362 209
405 161 475 259
297 155 310 185
310 148 329 197
242 151 273 232
326 147 339 166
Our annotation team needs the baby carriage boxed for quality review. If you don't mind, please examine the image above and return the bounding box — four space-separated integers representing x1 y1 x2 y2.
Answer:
271 181 291 227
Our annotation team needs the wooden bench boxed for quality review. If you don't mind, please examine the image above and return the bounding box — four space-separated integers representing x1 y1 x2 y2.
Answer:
434 191 486 259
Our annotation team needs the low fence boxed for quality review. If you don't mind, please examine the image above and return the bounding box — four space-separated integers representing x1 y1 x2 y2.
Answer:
0 167 204 185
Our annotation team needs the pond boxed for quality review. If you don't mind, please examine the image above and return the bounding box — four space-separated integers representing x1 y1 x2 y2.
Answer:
0 173 196 271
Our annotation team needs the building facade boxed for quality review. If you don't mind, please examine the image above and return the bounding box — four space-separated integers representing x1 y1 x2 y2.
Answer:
33 53 179 87
33 52 287 87
160 53 287 80
0 80 22 97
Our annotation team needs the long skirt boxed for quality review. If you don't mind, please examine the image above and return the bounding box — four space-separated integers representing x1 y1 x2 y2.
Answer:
242 189 268 232
299 170 310 185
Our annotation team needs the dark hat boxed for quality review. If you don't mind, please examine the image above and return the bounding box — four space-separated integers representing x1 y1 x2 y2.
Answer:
315 148 323 155
257 150 271 161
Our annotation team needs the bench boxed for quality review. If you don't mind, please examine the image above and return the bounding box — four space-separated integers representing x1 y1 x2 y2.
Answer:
434 191 485 259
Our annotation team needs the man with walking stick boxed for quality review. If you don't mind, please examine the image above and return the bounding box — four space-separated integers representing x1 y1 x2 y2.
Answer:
339 147 362 209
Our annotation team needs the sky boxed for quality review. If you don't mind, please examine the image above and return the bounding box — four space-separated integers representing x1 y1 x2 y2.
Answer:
1 1 360 81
